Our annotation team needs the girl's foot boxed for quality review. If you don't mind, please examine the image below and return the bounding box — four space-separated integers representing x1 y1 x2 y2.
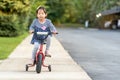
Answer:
45 54 51 57
45 50 51 57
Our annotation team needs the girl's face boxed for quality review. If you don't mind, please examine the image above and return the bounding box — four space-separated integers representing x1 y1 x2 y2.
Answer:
37 9 47 20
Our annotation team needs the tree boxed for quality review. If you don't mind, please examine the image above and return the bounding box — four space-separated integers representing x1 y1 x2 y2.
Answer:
46 0 79 24
0 0 30 37
45 0 65 24
27 0 46 26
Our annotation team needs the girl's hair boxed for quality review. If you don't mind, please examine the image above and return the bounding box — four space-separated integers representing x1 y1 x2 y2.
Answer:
36 6 47 14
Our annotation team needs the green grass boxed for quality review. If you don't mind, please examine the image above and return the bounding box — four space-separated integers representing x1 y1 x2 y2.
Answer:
0 32 29 60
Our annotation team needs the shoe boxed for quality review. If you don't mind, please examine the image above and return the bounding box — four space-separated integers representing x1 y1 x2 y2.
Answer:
48 65 51 72
26 65 29 71
45 50 51 57
45 54 51 57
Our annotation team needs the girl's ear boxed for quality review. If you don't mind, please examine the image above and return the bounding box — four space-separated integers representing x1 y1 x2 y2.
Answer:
45 13 47 17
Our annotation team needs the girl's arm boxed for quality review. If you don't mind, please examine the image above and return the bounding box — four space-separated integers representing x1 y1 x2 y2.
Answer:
29 19 36 34
48 19 58 34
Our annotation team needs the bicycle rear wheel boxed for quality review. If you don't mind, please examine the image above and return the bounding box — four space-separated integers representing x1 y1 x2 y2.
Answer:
36 54 42 73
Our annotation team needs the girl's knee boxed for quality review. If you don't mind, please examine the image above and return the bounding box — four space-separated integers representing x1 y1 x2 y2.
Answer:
34 42 40 48
34 45 39 49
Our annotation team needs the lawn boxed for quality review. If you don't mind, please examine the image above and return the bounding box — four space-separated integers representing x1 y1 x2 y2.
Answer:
0 33 28 60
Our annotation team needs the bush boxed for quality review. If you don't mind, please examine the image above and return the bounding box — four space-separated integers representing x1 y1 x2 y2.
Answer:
0 0 30 37
0 14 25 37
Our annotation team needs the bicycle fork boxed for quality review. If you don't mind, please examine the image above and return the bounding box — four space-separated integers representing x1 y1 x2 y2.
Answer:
36 44 49 67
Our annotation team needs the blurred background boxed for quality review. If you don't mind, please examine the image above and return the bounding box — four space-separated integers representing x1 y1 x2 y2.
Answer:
0 0 120 37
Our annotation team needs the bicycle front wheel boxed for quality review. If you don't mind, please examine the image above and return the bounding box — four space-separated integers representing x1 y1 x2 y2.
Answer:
36 54 42 73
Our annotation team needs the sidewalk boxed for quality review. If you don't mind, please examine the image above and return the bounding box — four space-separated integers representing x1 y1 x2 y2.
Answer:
0 35 92 80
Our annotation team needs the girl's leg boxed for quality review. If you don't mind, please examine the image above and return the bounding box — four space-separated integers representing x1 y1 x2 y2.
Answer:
45 35 51 57
26 42 40 67
32 42 40 61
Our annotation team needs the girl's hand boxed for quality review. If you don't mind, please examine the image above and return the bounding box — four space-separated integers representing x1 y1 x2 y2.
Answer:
29 30 34 34
52 32 58 35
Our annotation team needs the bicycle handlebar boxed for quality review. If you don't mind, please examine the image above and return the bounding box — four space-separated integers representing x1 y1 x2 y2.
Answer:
30 31 58 35
37 32 48 35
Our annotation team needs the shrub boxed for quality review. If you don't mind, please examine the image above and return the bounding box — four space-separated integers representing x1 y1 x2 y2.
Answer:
0 14 23 37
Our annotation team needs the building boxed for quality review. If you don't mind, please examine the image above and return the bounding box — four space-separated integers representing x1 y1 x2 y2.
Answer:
97 6 120 29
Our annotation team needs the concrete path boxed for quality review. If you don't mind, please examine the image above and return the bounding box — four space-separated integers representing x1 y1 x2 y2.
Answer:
0 35 92 80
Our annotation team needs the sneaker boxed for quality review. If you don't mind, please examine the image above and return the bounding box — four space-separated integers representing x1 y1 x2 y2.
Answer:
45 54 51 57
45 50 51 57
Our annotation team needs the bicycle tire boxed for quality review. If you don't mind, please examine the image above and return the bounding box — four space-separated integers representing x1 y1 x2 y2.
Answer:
36 54 42 73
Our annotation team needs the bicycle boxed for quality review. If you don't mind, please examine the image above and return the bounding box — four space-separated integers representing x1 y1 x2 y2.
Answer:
25 32 56 73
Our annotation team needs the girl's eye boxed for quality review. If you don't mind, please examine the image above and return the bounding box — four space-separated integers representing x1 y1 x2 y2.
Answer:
38 13 44 15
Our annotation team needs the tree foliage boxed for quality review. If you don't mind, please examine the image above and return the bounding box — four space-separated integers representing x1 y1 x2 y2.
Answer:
0 0 30 37
0 0 120 37
28 0 46 22
46 0 79 24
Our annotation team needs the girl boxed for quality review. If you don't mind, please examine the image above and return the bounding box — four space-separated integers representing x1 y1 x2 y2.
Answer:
29 6 57 64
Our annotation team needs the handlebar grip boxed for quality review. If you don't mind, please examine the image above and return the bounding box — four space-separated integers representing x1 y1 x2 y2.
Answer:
52 32 58 34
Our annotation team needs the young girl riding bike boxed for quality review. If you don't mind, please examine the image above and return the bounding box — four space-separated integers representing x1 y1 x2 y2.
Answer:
29 6 57 64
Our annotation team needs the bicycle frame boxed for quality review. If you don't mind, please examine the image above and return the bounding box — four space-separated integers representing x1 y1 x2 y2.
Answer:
36 42 48 67
26 32 58 72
